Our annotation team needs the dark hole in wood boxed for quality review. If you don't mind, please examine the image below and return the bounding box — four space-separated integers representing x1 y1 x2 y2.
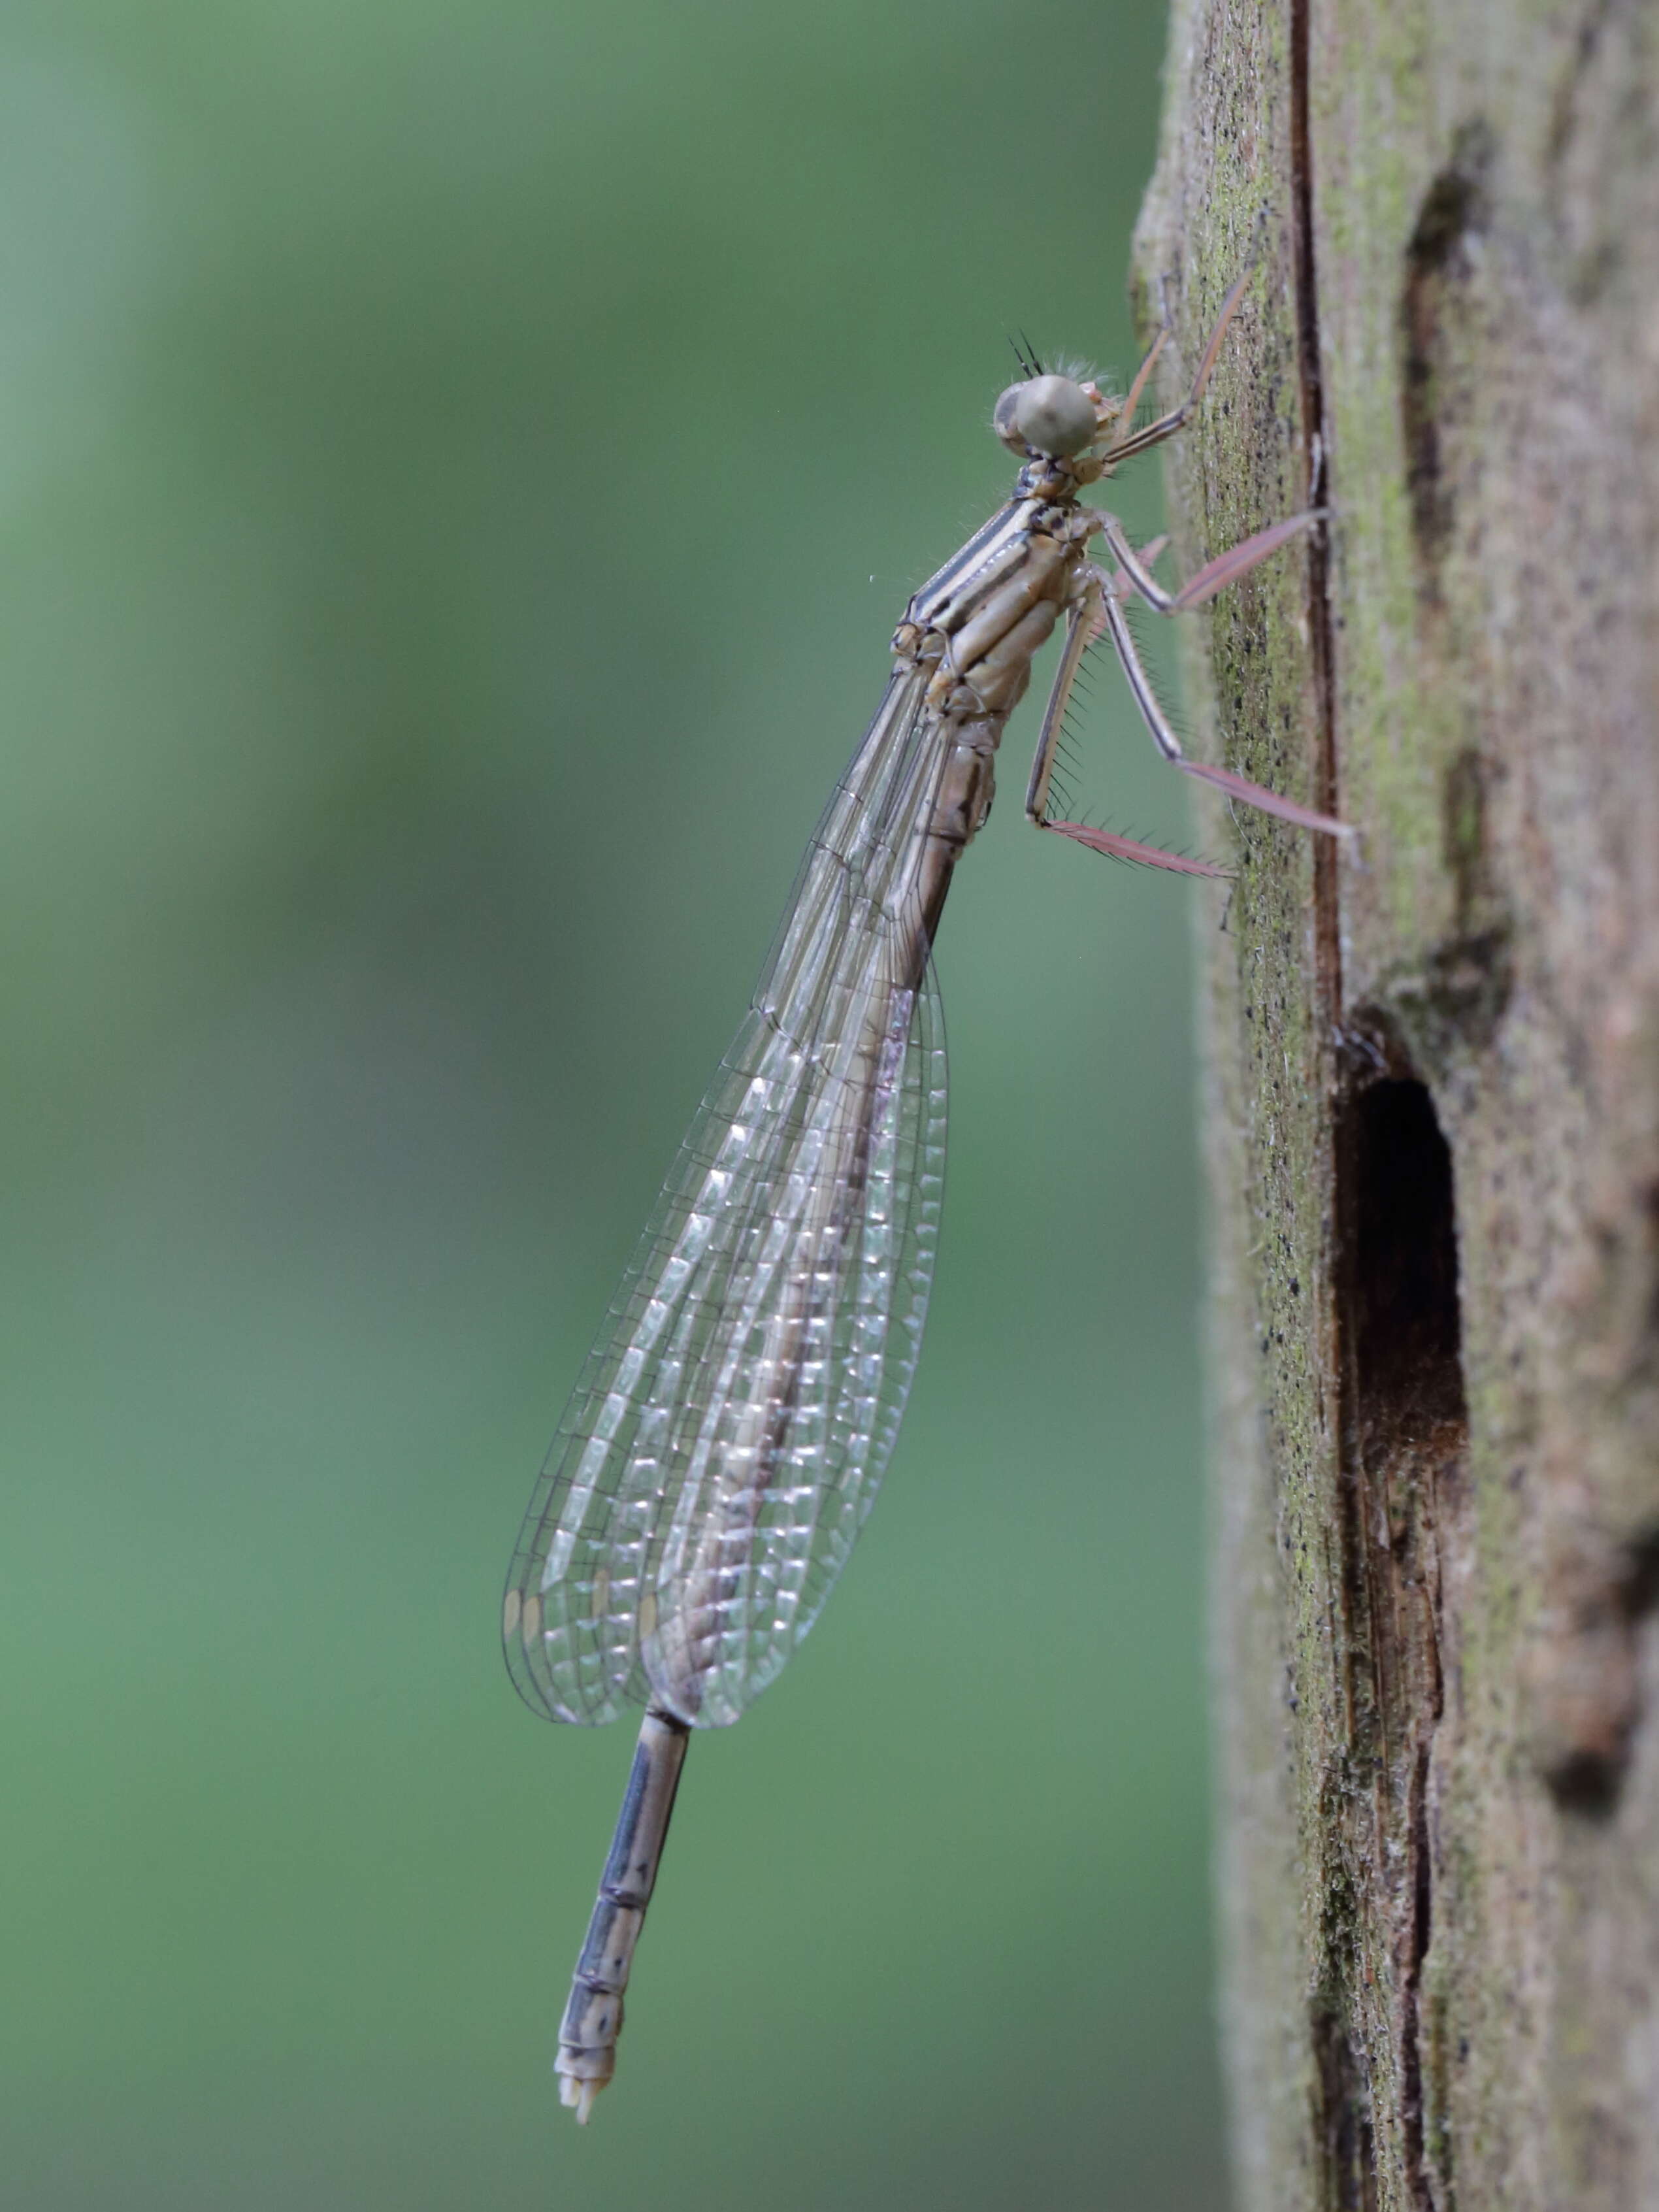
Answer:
1341 1078 1467 1441
1331 1073 1464 2205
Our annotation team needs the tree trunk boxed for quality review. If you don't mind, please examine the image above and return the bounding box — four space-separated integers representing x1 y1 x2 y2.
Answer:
1134 3 1659 2205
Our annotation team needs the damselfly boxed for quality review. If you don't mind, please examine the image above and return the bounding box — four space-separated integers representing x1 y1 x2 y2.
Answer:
502 257 1349 2121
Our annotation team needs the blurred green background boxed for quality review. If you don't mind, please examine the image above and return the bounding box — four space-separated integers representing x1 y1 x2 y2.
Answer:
2 3 1235 2206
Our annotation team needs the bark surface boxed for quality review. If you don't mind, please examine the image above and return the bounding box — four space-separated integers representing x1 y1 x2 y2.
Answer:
1134 3 1659 2205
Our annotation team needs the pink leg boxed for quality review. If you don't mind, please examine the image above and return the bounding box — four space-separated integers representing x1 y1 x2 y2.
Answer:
1024 582 1236 874
1102 510 1327 616
1098 253 1260 465
1095 580 1352 840
1038 819 1229 878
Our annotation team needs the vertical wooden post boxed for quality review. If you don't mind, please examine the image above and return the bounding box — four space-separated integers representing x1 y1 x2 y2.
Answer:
1136 3 1659 2204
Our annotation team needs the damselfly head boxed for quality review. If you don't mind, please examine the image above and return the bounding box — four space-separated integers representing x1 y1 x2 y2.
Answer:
993 372 1098 461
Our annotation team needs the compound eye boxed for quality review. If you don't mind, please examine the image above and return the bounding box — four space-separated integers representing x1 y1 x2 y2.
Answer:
993 383 1027 452
1005 373 1098 458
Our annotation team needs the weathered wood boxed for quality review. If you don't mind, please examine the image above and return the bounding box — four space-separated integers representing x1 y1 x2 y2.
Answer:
1135 2 1659 2205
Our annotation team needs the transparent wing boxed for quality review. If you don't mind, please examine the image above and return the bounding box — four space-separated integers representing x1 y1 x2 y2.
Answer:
504 669 950 1728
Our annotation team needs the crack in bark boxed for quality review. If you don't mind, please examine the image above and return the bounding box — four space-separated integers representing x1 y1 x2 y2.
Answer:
1314 2002 1380 2211
1289 0 1343 1028
1290 22 1465 2201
